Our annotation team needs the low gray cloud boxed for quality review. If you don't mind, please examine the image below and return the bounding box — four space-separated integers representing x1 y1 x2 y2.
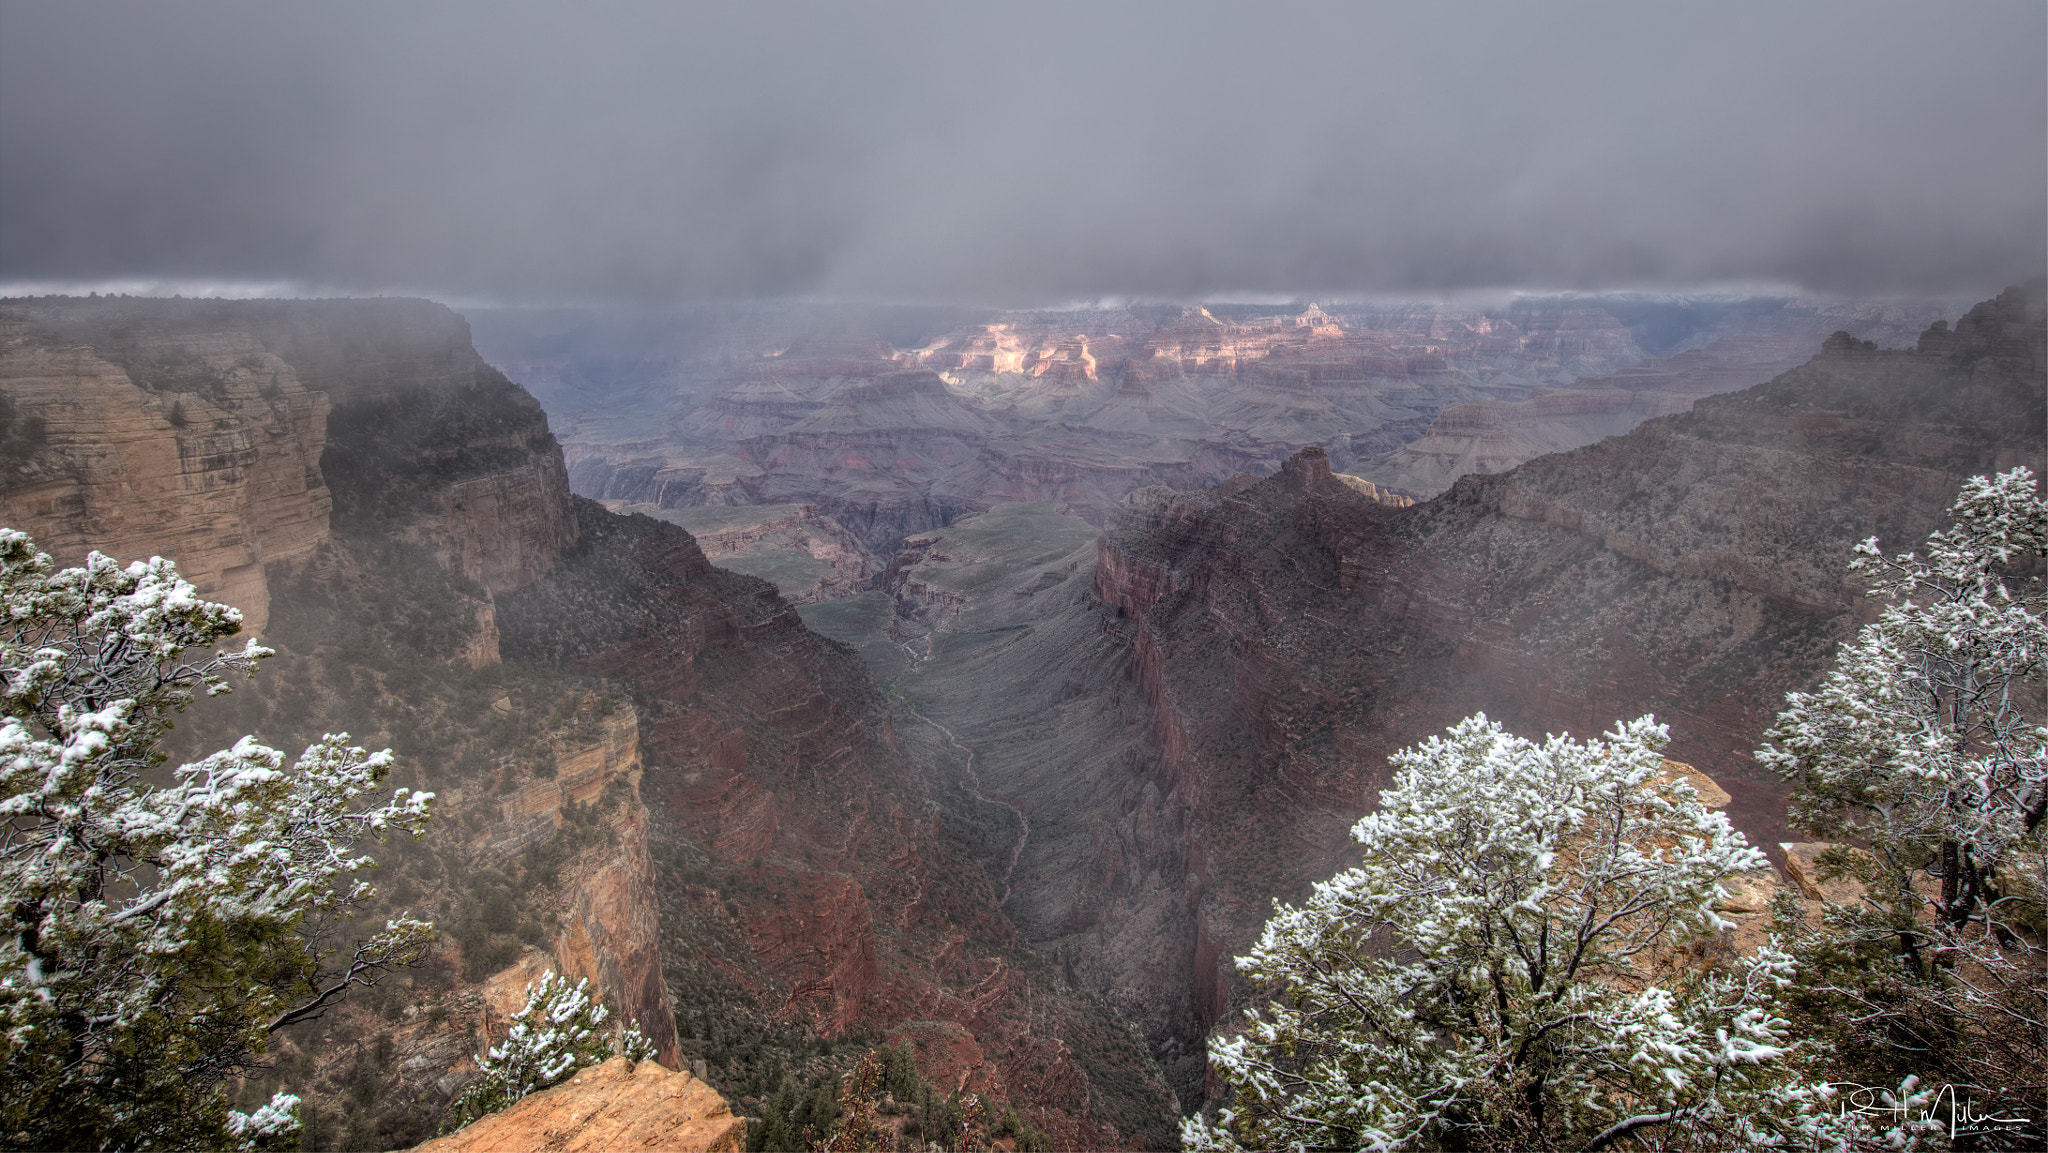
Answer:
3 0 2041 304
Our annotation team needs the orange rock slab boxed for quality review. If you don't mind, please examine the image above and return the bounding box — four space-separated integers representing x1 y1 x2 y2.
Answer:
411 1057 744 1153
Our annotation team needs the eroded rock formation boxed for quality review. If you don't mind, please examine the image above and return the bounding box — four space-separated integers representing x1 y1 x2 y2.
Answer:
1350 299 1954 496
609 501 881 604
538 296 1959 590
0 296 579 639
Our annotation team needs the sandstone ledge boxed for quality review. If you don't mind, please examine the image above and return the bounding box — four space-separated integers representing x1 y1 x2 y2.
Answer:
411 1057 744 1153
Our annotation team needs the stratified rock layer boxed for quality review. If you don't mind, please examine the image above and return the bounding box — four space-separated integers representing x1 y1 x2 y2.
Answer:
1 296 581 637
541 296 1956 566
613 501 881 604
0 318 331 633
1351 299 1955 496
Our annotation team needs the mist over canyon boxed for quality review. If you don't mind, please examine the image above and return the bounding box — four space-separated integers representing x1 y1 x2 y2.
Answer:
5 3 2044 303
3 0 2044 1144
1 280 2039 1146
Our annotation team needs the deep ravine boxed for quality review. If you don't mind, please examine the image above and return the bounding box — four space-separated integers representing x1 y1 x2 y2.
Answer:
888 629 1032 907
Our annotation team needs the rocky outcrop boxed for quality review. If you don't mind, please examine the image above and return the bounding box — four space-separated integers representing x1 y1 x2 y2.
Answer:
1331 473 1415 507
410 1056 744 1153
878 534 973 621
874 502 1101 626
610 502 880 604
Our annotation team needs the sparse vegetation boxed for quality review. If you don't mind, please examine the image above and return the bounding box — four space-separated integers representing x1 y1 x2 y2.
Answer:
443 971 657 1133
744 1040 1053 1153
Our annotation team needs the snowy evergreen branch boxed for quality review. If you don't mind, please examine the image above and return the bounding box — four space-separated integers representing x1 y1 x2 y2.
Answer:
1186 713 1939 1151
1758 468 2046 1140
0 529 435 1150
443 969 659 1134
1760 466 2046 943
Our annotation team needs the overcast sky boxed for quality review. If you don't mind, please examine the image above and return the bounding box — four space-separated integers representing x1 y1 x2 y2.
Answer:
2 1 2042 305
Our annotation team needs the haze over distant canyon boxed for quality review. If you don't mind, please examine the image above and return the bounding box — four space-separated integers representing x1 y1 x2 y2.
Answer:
474 294 1962 591
1 2 2042 1148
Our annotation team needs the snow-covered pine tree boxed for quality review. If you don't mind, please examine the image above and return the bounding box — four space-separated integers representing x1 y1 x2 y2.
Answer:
1760 466 2046 939
444 969 658 1132
1184 714 1938 1152
1759 467 2046 1137
0 529 435 1151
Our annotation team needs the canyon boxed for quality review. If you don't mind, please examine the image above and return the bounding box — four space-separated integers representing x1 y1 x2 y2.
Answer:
0 297 1178 1150
490 295 1957 590
0 282 2038 1146
794 282 2046 1107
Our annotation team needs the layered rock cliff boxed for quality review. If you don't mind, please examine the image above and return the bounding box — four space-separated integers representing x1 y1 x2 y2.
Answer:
0 296 579 638
0 308 332 633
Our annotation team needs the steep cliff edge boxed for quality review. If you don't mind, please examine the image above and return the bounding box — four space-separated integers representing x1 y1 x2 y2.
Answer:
0 297 649 1144
0 296 579 640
